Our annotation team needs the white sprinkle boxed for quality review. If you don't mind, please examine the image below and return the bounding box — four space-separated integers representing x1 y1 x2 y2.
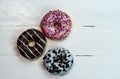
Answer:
34 47 41 54
31 29 46 44
26 31 34 40
18 46 31 59
36 42 43 49
18 39 37 58
22 34 29 42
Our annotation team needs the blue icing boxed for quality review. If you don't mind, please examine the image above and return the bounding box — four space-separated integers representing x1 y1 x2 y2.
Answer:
43 48 73 75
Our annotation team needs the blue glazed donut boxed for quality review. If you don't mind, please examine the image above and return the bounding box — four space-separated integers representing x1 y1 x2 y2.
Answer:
43 48 73 75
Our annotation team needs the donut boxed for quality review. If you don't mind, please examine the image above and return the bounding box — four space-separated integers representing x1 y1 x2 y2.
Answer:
17 29 46 60
43 48 73 75
40 10 72 40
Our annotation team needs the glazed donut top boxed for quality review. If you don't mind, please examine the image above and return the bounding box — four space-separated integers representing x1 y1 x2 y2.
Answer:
43 48 73 75
17 29 46 60
41 10 72 40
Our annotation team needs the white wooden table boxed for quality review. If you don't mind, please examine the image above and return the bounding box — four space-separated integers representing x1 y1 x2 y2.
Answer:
0 0 120 79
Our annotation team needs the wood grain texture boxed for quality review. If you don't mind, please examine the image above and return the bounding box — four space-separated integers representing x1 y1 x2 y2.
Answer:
0 25 120 56
0 0 120 79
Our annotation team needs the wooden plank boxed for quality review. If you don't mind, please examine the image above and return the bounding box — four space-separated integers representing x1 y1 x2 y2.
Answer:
0 0 120 79
0 0 120 26
0 56 120 79
0 25 120 56
0 56 94 79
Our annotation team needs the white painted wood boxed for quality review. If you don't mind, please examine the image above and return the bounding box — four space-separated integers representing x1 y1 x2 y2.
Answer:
0 0 120 79
0 25 120 56
0 0 120 26
0 56 120 79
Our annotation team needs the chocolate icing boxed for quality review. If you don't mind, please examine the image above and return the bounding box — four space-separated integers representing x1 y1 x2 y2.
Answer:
17 29 46 60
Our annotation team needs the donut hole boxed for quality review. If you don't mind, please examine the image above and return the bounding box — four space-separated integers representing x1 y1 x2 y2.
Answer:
57 58 65 63
54 22 61 27
58 59 62 63
28 40 35 47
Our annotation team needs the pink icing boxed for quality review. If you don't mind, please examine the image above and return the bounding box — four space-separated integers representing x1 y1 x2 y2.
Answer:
40 10 72 40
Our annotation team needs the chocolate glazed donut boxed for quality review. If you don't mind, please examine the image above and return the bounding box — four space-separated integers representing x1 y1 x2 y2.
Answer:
17 29 46 60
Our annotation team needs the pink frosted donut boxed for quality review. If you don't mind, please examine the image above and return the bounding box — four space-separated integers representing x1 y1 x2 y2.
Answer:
40 10 72 40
